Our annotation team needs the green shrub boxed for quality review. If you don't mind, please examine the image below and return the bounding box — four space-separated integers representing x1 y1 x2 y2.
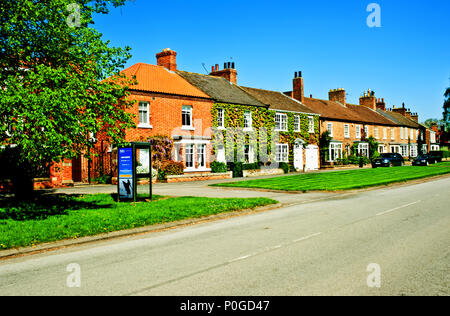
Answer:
228 162 243 178
348 155 370 165
242 162 262 171
211 161 228 173
91 175 112 184
158 160 184 180
279 162 290 174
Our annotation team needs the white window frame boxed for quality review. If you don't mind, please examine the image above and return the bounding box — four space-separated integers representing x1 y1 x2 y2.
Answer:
400 144 408 157
182 105 193 130
294 115 301 132
356 125 361 139
364 126 369 138
217 108 224 129
410 144 418 157
357 143 369 158
391 128 395 140
308 116 315 133
400 127 404 140
185 144 195 168
383 127 387 140
329 142 342 162
327 123 333 137
243 111 252 130
197 144 206 168
138 101 152 128
275 143 289 162
275 113 288 132
344 124 350 138
374 127 379 139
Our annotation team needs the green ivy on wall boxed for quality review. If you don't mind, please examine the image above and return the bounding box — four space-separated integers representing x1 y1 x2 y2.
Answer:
211 103 319 164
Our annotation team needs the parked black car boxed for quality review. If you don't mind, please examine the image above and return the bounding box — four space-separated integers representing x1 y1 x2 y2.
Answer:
372 153 404 168
412 153 439 166
429 151 443 163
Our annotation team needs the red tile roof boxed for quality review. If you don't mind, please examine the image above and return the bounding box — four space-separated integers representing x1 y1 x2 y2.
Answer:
303 97 396 125
121 63 211 99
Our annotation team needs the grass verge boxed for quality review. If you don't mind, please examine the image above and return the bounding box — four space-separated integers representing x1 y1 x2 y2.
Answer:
0 194 277 250
211 162 450 192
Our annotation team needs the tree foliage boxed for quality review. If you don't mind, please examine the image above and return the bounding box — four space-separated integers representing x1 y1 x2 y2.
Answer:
444 86 450 130
0 0 136 194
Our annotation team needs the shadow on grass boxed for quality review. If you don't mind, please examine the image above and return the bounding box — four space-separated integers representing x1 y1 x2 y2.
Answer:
0 193 112 221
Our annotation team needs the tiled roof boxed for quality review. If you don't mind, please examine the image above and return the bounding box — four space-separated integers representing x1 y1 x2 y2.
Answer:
302 97 364 122
302 97 397 125
346 104 396 126
376 109 423 128
177 71 266 107
121 63 211 99
240 87 318 115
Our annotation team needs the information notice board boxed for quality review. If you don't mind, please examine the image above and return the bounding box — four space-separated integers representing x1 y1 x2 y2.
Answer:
118 147 134 199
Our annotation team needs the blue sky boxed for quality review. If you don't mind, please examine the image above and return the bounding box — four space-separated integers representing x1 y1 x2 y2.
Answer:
93 0 450 121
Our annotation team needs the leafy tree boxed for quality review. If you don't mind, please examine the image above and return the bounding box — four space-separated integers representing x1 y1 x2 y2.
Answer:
422 118 444 128
367 136 380 161
318 131 332 163
0 0 136 197
444 86 450 131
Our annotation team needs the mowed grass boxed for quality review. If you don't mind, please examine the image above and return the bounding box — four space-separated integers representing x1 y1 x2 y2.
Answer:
0 194 277 250
212 162 450 192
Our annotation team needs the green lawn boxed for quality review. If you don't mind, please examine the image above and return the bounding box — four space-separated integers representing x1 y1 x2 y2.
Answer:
0 194 277 250
212 162 450 192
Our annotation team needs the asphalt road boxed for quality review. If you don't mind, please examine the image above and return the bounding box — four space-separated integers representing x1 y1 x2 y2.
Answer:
0 177 449 296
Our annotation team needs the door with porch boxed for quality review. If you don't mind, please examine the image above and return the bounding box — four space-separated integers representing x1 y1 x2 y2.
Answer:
293 140 304 171
305 145 319 171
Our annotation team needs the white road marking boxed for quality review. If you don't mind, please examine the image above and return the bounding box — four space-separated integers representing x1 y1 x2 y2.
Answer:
376 200 421 216
228 232 322 264
293 232 322 243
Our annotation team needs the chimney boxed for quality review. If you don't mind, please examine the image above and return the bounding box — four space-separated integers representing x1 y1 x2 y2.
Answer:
392 102 408 117
359 89 377 111
156 48 177 71
376 98 386 111
210 61 237 84
328 88 346 105
293 71 304 103
411 112 419 122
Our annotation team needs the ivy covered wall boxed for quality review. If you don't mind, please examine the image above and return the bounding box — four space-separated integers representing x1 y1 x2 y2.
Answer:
211 103 319 164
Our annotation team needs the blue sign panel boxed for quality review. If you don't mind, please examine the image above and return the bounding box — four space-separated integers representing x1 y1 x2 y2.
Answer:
118 147 133 199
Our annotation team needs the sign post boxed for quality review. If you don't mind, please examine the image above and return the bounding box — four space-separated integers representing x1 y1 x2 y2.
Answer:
117 142 152 202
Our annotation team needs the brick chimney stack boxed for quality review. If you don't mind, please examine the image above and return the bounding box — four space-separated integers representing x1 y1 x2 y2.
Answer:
292 71 304 103
410 112 419 122
329 88 346 105
359 89 377 111
156 48 177 72
376 98 386 111
210 62 237 84
392 102 408 117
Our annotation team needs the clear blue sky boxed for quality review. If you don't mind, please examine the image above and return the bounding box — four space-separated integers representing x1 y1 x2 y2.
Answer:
93 0 450 121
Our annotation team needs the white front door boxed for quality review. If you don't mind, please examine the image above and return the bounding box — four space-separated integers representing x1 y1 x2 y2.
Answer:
305 145 319 171
294 143 303 170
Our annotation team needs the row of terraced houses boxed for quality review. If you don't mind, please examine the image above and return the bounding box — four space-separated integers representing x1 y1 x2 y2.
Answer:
42 49 441 187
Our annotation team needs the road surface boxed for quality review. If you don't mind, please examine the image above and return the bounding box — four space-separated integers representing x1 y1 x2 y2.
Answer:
0 177 449 296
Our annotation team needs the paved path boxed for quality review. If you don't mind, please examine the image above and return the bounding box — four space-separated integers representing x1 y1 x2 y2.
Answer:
1 177 449 296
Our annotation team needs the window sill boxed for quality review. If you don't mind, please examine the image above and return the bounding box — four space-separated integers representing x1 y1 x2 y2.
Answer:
243 127 254 132
138 124 153 129
184 167 211 173
182 126 195 131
